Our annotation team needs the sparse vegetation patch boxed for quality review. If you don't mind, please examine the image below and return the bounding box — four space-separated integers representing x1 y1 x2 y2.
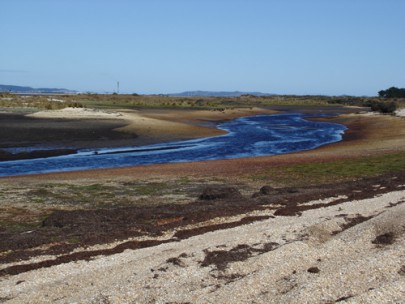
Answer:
251 152 405 186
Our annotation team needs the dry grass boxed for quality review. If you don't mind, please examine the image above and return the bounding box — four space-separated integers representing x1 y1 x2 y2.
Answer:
2 92 404 111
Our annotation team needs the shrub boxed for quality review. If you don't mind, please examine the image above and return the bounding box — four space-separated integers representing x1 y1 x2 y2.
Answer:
370 101 397 114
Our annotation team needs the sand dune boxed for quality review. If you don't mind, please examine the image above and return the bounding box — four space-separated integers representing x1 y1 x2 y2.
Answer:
26 107 125 119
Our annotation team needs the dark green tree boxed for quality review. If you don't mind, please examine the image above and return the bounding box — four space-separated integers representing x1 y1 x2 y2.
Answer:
378 86 405 98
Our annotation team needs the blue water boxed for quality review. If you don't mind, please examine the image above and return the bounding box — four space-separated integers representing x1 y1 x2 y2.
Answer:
0 114 347 177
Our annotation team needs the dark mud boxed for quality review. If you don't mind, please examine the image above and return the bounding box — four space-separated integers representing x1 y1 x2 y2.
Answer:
0 172 404 276
0 112 138 151
0 149 77 161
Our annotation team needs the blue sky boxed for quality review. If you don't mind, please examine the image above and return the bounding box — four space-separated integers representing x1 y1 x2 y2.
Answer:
1 0 404 95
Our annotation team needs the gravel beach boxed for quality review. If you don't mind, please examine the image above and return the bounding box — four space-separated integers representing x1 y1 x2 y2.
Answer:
1 188 404 303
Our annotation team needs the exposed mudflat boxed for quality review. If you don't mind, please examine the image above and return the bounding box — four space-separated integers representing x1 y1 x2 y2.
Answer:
0 112 137 152
0 107 274 153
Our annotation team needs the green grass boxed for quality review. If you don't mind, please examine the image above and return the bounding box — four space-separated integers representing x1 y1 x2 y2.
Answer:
0 95 85 110
76 94 339 109
251 152 405 186
21 181 174 207
131 182 170 196
71 183 106 192
177 176 192 185
0 219 42 234
2 92 405 112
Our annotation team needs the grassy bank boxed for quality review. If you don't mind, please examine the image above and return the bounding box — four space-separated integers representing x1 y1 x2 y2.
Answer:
2 93 404 111
251 151 405 186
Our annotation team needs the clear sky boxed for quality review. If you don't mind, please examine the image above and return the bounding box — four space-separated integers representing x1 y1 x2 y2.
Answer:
1 0 404 96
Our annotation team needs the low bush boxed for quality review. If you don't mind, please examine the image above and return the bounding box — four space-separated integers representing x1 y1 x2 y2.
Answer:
369 100 397 114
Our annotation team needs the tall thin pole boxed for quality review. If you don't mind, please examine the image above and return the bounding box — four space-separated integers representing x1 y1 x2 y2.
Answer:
117 81 120 94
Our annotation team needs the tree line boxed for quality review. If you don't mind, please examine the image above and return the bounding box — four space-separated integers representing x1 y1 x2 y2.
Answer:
378 87 405 98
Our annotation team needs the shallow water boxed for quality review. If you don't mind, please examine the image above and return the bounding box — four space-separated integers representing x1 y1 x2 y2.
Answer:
0 113 347 176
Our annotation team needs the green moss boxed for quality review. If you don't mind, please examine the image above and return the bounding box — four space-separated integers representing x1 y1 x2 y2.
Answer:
71 184 106 192
0 220 41 234
131 182 169 196
177 176 192 185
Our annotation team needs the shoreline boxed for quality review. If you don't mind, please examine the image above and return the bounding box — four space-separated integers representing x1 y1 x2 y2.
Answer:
0 107 275 162
3 108 404 182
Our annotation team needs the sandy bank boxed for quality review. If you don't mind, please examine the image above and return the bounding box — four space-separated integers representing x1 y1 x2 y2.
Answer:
395 107 405 117
117 107 276 142
26 107 124 119
23 107 276 147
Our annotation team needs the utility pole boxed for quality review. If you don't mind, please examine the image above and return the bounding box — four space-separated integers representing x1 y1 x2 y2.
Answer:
117 81 120 94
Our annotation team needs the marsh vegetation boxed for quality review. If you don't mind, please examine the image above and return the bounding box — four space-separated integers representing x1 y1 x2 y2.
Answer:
1 92 404 113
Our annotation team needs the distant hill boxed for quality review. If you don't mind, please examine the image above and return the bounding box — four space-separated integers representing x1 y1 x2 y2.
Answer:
167 91 275 97
0 84 76 94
